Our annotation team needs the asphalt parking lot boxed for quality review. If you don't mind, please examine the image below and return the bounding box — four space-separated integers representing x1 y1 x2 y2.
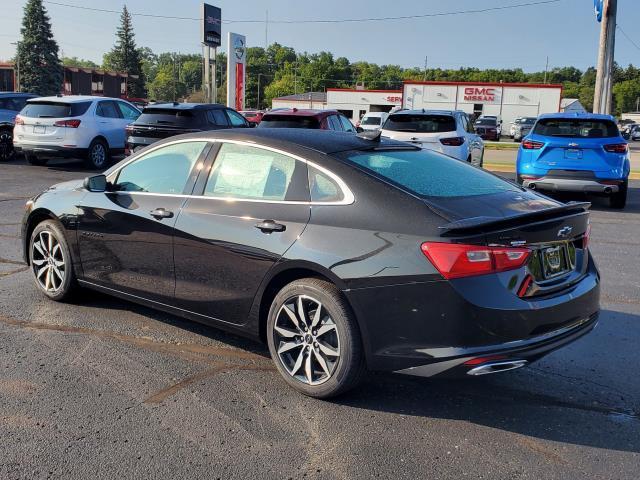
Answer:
1 156 639 479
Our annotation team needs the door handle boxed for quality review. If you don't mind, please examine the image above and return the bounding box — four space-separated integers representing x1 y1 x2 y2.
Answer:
255 220 286 233
150 208 173 219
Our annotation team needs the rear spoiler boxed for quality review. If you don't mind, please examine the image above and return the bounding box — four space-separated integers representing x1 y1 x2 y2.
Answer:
439 201 591 235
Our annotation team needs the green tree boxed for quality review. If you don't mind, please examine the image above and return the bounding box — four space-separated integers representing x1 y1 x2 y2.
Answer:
103 6 145 97
62 56 98 68
264 74 296 105
16 0 62 95
147 64 186 102
613 79 640 115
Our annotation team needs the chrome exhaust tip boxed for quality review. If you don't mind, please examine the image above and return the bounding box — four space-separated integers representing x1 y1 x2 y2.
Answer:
603 186 613 194
528 182 536 190
466 359 528 376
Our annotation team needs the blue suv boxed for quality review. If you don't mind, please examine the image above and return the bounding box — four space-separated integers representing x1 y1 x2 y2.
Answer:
0 92 38 162
516 112 630 209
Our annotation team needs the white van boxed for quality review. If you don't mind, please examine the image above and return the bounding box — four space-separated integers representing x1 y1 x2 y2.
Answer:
359 112 389 131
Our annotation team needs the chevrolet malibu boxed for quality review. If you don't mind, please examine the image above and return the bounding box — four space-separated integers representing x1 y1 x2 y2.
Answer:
22 129 599 398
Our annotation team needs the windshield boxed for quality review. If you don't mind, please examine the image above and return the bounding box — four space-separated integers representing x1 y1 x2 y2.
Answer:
258 115 321 129
340 149 520 198
533 118 619 138
475 118 497 126
361 116 381 126
521 117 537 125
21 101 92 118
384 114 456 133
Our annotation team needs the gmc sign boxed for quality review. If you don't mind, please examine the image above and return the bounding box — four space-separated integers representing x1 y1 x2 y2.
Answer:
463 87 497 102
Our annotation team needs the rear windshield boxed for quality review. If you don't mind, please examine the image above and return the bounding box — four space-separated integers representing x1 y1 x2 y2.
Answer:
137 108 199 126
475 118 497 126
21 101 92 118
340 149 520 198
361 116 381 126
533 118 619 138
258 115 320 129
521 117 537 125
384 114 456 133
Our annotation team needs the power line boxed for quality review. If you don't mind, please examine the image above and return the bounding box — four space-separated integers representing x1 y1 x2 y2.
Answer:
43 0 563 24
617 25 640 52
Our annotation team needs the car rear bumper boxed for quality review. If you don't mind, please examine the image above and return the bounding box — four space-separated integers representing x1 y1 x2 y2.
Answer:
522 176 623 193
14 144 88 158
345 255 600 376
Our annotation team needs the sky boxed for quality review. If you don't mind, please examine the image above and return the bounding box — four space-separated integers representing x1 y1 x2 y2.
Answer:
0 0 639 72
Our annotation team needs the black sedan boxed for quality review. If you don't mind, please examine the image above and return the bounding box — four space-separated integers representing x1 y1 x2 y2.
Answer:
21 129 599 398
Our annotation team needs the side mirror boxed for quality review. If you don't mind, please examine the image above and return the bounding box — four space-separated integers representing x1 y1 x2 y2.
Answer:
83 174 107 192
356 126 364 133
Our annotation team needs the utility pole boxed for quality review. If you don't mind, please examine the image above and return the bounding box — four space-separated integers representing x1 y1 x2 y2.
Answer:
593 0 617 114
423 56 428 81
10 42 20 92
204 45 211 103
257 73 262 109
265 10 269 48
543 56 549 84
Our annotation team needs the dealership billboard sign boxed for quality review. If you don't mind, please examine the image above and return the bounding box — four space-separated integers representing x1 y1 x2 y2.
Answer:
459 86 502 104
201 3 221 47
226 32 246 110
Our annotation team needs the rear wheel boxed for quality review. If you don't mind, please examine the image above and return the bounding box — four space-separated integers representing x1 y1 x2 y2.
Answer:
267 278 366 399
609 180 628 209
0 128 15 162
25 152 47 166
85 138 110 169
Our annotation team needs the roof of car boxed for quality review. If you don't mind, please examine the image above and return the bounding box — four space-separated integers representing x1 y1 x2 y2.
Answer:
175 128 414 155
26 95 103 103
538 112 615 121
144 102 226 110
390 109 460 116
263 108 339 119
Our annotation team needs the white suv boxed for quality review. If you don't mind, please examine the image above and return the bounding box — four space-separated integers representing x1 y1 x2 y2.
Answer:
14 96 140 169
381 110 484 166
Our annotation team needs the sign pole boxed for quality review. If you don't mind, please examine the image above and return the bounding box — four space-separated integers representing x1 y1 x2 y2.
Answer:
212 47 217 103
593 0 617 114
204 44 211 103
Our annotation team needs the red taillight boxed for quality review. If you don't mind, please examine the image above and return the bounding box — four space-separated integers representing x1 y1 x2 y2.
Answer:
603 143 628 153
440 136 465 146
421 242 531 279
54 119 81 128
522 139 544 150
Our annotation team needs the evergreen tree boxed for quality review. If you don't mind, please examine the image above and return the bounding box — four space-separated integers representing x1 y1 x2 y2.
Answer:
16 0 62 95
103 6 145 97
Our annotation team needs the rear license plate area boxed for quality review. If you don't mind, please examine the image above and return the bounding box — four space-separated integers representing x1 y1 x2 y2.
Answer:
33 125 46 134
564 148 582 160
541 244 573 279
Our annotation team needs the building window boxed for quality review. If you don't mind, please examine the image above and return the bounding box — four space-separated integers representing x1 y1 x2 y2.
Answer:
120 78 127 96
63 69 72 94
92 73 104 94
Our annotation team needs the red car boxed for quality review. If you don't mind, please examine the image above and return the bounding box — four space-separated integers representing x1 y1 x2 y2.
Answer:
257 108 358 132
240 110 264 125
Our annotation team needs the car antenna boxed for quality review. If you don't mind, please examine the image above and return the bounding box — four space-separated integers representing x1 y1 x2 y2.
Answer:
357 130 382 141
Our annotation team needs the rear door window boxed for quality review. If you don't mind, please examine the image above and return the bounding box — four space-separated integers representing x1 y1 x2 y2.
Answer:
116 101 140 120
96 101 121 119
226 109 248 127
384 114 456 133
21 101 92 118
204 143 307 201
339 115 356 133
533 118 619 138
328 115 343 131
308 166 344 203
207 109 229 126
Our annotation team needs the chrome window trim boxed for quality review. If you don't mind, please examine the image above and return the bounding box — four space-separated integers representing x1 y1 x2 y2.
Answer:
106 137 355 206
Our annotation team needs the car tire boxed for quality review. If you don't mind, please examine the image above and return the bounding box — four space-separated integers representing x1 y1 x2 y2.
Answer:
609 180 628 209
85 138 110 169
0 128 15 162
29 220 78 301
266 278 366 399
25 152 48 166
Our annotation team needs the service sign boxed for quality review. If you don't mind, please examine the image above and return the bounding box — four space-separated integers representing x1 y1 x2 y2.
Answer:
226 32 246 111
458 86 502 105
201 3 221 47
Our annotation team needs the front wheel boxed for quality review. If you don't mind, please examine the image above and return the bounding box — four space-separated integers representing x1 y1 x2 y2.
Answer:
609 180 628 209
29 220 77 301
267 278 366 399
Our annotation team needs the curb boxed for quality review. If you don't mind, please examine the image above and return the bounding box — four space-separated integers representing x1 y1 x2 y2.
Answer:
484 163 640 180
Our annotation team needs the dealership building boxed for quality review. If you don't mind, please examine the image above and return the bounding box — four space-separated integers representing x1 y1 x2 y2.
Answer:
402 81 563 126
272 88 402 121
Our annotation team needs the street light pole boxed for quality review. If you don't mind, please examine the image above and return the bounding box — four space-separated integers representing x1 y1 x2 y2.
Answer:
10 42 20 92
593 0 617 114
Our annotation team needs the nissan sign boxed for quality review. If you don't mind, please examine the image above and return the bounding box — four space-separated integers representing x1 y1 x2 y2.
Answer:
459 86 502 104
201 3 221 47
